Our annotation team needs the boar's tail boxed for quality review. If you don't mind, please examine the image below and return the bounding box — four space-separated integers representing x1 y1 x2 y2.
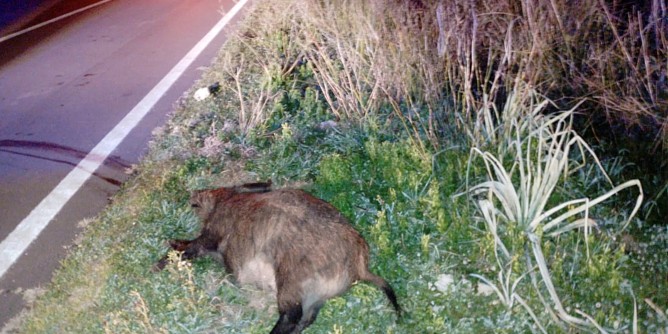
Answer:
360 271 402 317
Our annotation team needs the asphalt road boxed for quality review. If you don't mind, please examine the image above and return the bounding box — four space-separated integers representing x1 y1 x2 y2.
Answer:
0 0 245 328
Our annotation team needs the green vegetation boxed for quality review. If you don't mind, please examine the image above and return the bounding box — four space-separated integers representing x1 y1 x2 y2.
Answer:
16 0 667 333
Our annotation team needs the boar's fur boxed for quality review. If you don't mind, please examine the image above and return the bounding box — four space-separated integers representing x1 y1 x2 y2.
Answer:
155 182 400 334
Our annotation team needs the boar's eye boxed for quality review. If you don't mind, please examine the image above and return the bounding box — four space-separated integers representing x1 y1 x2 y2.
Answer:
191 203 200 208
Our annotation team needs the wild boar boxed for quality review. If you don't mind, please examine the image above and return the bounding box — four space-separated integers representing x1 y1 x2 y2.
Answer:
155 182 401 334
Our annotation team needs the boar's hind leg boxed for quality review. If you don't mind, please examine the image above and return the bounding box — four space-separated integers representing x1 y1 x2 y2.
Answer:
271 297 324 334
294 301 323 333
270 304 302 334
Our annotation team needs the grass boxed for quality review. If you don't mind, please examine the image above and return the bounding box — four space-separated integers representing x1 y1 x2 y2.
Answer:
460 85 644 332
12 0 668 333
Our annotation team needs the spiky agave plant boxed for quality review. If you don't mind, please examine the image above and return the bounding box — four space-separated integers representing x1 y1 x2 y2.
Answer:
461 86 643 333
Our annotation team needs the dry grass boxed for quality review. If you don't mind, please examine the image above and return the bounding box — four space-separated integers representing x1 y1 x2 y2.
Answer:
212 0 665 152
202 0 665 225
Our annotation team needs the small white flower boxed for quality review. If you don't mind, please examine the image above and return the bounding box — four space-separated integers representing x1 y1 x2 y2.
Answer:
318 120 338 130
193 87 211 101
434 274 454 293
459 278 473 292
222 120 236 133
476 282 495 296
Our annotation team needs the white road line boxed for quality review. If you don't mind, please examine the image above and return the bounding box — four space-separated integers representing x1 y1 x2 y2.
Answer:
0 0 250 279
0 0 114 44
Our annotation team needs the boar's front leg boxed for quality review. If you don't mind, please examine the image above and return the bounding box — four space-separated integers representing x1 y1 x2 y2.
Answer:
153 232 219 271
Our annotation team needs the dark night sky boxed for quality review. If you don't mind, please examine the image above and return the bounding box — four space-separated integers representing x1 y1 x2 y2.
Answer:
0 0 48 31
